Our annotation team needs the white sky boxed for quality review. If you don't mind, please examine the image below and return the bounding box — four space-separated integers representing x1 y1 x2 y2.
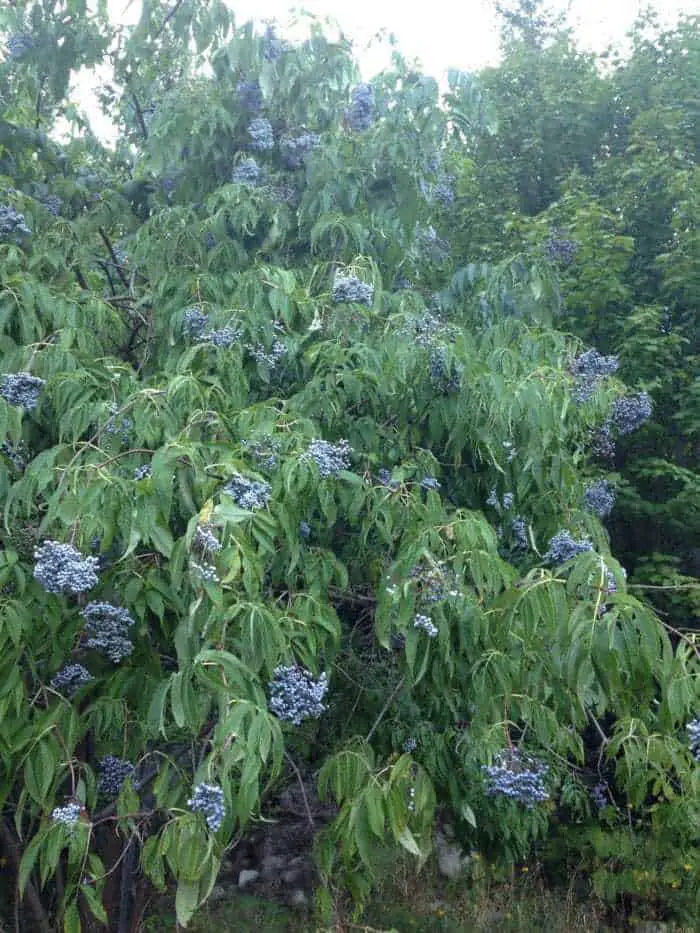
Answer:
75 0 696 142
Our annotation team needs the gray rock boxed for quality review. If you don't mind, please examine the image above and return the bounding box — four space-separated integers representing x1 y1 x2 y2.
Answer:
238 869 260 888
434 828 469 879
288 889 308 907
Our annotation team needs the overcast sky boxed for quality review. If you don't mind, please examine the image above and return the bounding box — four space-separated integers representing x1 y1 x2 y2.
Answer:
77 0 695 141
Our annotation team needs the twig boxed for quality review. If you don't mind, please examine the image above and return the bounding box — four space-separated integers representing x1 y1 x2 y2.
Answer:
659 619 700 662
365 676 405 743
99 227 131 290
283 751 315 831
153 0 186 40
130 91 149 140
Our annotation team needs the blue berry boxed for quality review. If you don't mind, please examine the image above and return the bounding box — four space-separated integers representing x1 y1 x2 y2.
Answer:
80 601 135 663
34 541 99 594
246 340 286 367
223 472 272 510
280 132 321 169
268 665 328 725
182 307 210 340
403 737 418 753
50 663 94 696
262 24 285 61
302 439 352 477
419 476 441 491
346 84 375 131
686 718 700 762
377 468 399 490
414 613 438 637
232 157 263 187
1 373 45 410
417 226 450 264
188 783 225 832
51 802 82 826
247 117 274 151
40 194 62 216
482 749 549 807
610 392 652 436
511 517 529 550
584 479 615 518
570 349 619 403
299 520 311 539
190 561 219 583
133 464 152 481
194 523 221 554
591 782 608 809
203 326 242 349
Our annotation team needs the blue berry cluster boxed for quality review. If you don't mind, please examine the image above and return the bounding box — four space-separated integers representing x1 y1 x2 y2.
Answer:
242 436 281 471
133 464 152 480
419 476 441 491
232 157 263 187
190 560 219 583
34 541 100 594
570 349 619 403
40 194 62 216
414 613 438 637
482 749 550 807
303 439 353 477
511 517 529 550
51 802 82 826
591 782 608 809
409 560 460 605
394 275 413 291
403 737 418 753
429 347 462 394
194 523 221 554
399 312 450 348
268 665 328 725
223 472 272 510
417 226 450 264
80 601 135 663
50 663 94 696
205 326 241 348
544 530 594 566
610 392 652 436
104 404 133 446
487 489 514 511
377 468 400 490
247 117 274 151
0 372 45 410
7 32 35 58
262 24 284 61
280 132 321 169
1 439 27 472
591 421 616 460
97 756 135 797
237 79 263 112
299 520 311 539
584 479 615 518
347 84 375 131
433 174 456 206
246 340 286 367
332 274 374 306
544 235 578 265
188 783 226 831
686 719 700 762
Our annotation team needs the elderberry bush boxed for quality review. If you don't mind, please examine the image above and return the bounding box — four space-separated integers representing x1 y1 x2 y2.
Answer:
302 439 353 477
97 756 135 797
482 749 550 807
236 79 263 112
543 530 594 566
50 663 94 696
231 158 263 187
584 479 616 518
80 601 135 663
247 117 274 151
280 132 321 169
332 274 374 306
0 372 45 410
188 783 225 832
34 541 100 594
223 472 272 510
268 665 328 725
347 83 375 131
51 802 82 826
687 719 700 762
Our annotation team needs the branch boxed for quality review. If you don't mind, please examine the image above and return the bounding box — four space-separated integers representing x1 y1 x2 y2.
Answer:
99 228 131 291
74 266 89 291
283 751 315 831
365 676 405 744
153 0 186 41
0 819 52 933
129 91 149 141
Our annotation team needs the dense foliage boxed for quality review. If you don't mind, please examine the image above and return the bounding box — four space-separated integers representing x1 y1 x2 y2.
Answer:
0 1 698 930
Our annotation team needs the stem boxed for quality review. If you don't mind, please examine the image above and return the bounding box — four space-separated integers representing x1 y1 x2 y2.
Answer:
283 751 315 831
0 819 52 933
99 228 130 291
365 676 405 744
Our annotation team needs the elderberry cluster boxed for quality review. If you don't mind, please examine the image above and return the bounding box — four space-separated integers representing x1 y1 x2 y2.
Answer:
268 665 328 725
420 476 441 491
332 274 374 306
511 518 529 550
262 24 284 62
97 756 135 797
34 541 100 594
544 235 578 265
609 392 652 435
242 436 281 471
40 194 62 216
303 439 353 477
50 663 94 696
237 79 263 112
347 84 375 131
194 523 221 554
232 158 263 187
80 601 135 663
414 613 438 637
0 372 45 410
7 33 35 58
377 468 400 490
188 783 226 832
409 560 460 605
429 347 462 393
104 404 133 446
403 737 418 753
686 719 700 762
133 464 152 481
247 117 274 151
544 531 593 566
584 479 616 518
591 782 608 809
591 421 616 460
399 312 450 348
51 802 82 826
280 132 321 169
246 340 286 367
223 472 272 510
1 440 27 472
417 226 450 264
205 326 242 349
487 489 514 510
190 560 219 583
482 749 550 807
394 275 413 291
570 349 619 403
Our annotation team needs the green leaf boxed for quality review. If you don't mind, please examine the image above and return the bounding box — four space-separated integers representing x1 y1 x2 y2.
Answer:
175 880 201 928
